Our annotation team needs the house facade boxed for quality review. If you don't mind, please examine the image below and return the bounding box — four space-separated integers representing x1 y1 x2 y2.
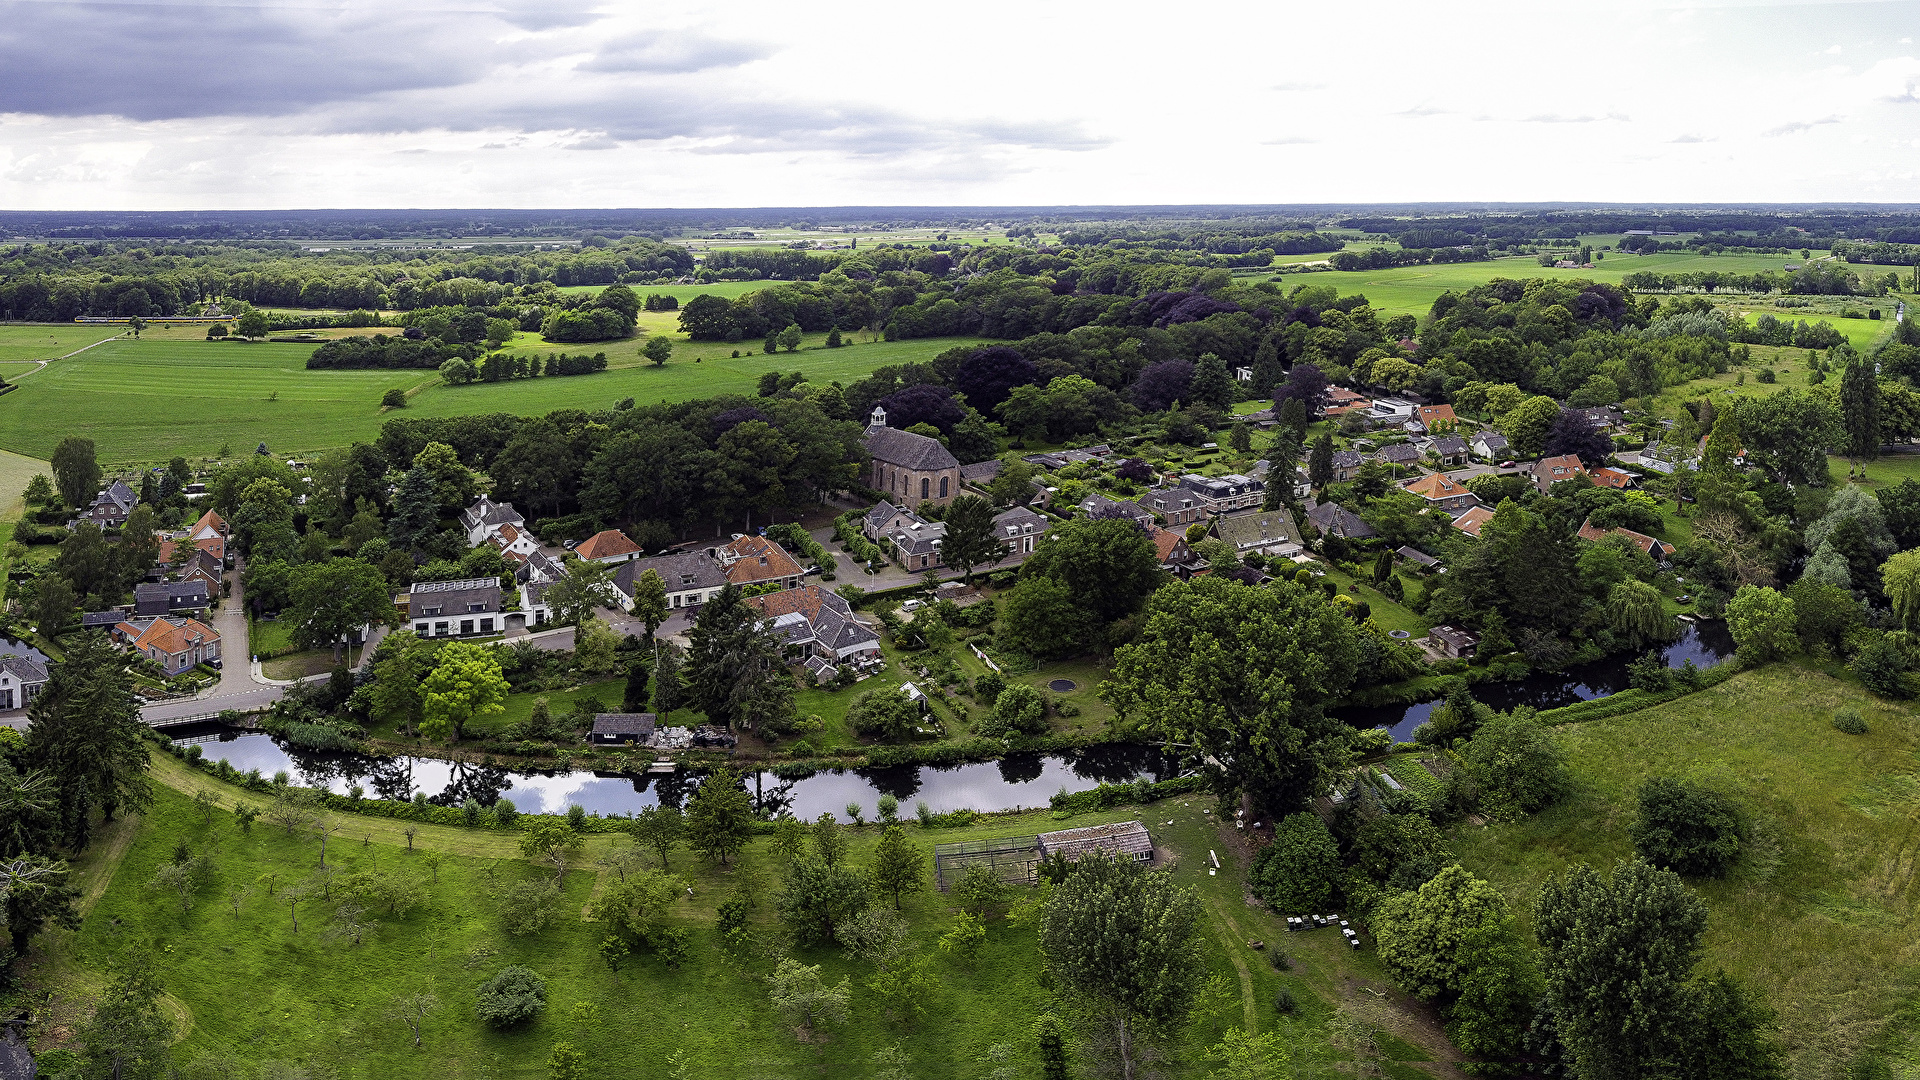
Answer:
993 506 1049 557
0 655 49 712
407 578 503 638
75 480 138 529
460 495 525 547
127 617 221 675
575 529 642 565
611 551 729 611
864 407 962 506
1529 454 1588 494
718 535 805 589
134 580 210 617
1137 487 1209 526
1178 473 1263 512
1470 432 1510 461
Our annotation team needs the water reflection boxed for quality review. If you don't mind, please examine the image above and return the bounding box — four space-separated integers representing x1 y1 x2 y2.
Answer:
171 727 1173 820
1336 620 1738 741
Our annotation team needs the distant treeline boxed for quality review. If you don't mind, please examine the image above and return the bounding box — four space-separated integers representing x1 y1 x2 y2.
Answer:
1328 246 1491 271
307 335 475 370
441 352 608 385
1621 263 1896 297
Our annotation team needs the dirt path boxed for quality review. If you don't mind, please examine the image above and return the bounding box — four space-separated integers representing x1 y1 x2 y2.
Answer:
72 813 141 918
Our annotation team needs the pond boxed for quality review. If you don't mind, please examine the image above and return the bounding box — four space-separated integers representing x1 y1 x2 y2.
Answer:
167 727 1179 821
1336 619 1737 742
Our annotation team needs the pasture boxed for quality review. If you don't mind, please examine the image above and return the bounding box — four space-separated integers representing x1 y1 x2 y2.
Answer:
1453 664 1920 1077
0 328 989 463
0 324 124 361
33 754 1428 1079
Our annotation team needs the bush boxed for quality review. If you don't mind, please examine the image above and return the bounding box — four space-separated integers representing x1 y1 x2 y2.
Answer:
475 965 547 1028
1630 777 1743 877
1833 708 1868 735
972 670 1005 700
1250 813 1341 914
1274 988 1296 1014
990 683 1047 735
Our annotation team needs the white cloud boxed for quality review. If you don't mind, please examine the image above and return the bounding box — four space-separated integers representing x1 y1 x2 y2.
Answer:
2 0 1919 206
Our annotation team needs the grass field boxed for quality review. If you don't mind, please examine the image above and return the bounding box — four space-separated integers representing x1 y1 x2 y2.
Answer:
0 324 124 362
1453 663 1920 1077
0 327 989 464
35 751 1458 1079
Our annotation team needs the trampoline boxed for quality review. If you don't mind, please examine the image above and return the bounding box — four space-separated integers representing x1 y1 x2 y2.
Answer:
1048 679 1077 692
1388 631 1411 640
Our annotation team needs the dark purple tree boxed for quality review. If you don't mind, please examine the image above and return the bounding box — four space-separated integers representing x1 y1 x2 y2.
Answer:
1545 408 1614 468
876 384 967 434
1129 360 1194 413
949 346 1039 415
1572 284 1629 326
1116 458 1154 483
711 406 771 439
1274 362 1329 416
1086 503 1149 536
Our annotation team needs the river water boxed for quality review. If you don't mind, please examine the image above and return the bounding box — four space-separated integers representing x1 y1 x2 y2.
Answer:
170 621 1732 815
167 729 1178 819
1336 619 1737 741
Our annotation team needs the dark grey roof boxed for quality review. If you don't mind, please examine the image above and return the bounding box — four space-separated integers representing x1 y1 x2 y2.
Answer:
813 607 880 651
97 479 137 511
619 551 726 594
1306 501 1376 539
1432 435 1469 455
524 550 565 582
408 577 501 612
1397 545 1441 568
993 505 1048 538
460 496 523 530
1079 492 1150 520
887 519 946 555
1377 444 1421 464
1331 451 1364 469
81 610 125 627
591 713 656 736
1474 432 1510 451
865 426 960 472
0 655 49 684
959 459 1004 481
865 500 906 527
135 581 208 607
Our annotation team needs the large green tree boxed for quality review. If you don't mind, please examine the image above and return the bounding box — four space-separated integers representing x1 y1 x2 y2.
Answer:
682 584 793 733
1039 852 1206 1080
937 495 1007 584
26 633 152 850
50 436 101 510
71 948 174 1080
1725 585 1797 663
1839 350 1882 463
686 768 754 866
1104 576 1360 816
628 568 669 641
286 558 394 651
1018 516 1162 624
419 641 509 742
1373 865 1514 1002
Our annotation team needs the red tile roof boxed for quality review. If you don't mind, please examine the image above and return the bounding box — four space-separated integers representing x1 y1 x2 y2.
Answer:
1145 526 1187 563
1576 518 1673 558
1451 504 1497 538
1403 472 1470 502
1589 467 1633 489
722 535 804 585
575 529 641 561
134 617 219 656
1416 404 1457 426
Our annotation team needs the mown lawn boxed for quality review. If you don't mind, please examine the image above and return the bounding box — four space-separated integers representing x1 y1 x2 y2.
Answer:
0 324 125 361
1452 663 1920 1077
36 752 1450 1078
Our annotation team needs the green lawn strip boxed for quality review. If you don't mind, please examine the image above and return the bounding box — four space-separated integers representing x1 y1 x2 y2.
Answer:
1451 663 1920 1076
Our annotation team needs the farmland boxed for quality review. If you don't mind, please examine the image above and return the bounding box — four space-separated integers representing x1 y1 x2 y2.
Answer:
0 325 989 464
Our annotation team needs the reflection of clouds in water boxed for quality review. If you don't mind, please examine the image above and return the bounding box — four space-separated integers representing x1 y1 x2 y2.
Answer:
190 735 1155 818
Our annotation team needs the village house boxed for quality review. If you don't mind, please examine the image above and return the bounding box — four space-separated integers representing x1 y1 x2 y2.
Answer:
1211 511 1304 559
865 407 962 506
1416 404 1458 431
1450 504 1497 538
717 534 805 590
0 654 48 712
1529 454 1588 494
485 521 541 562
610 550 728 611
1470 431 1510 461
958 459 1004 491
993 505 1049 558
1576 518 1676 559
1401 472 1478 513
174 549 224 591
574 529 643 565
885 516 947 572
1306 500 1376 540
589 713 656 746
1418 434 1470 467
747 584 883 669
1145 525 1200 573
1367 397 1418 427
121 616 221 675
1137 487 1209 526
134 580 210 617
1077 491 1154 526
1396 546 1442 572
1589 466 1635 490
1178 473 1263 512
1323 386 1369 414
460 495 525 547
73 480 138 529
407 578 502 638
1328 450 1364 483
1375 443 1422 469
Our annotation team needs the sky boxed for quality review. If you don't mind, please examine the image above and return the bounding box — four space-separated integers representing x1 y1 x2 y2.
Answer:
1 0 1918 210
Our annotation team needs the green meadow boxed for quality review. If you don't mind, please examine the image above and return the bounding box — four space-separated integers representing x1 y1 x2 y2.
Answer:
35 752 1438 1079
1454 664 1920 1077
0 324 125 361
0 327 987 464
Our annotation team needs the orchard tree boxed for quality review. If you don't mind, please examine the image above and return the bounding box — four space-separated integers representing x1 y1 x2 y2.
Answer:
1104 576 1360 816
686 769 753 866
869 825 928 909
643 336 674 365
628 805 684 870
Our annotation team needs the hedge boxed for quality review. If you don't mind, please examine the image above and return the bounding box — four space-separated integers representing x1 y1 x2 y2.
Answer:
1536 659 1742 726
1048 774 1206 816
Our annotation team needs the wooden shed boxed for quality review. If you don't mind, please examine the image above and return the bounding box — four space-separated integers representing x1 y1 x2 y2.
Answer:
589 712 656 746
1037 821 1154 864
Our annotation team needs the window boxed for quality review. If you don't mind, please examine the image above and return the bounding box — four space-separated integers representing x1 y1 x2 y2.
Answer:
468 602 486 613
461 619 474 635
434 621 449 636
414 621 428 634
938 476 948 498
419 606 442 617
480 618 494 633
920 477 930 500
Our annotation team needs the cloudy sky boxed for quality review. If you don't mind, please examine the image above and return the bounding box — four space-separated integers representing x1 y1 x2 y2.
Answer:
1 0 1917 209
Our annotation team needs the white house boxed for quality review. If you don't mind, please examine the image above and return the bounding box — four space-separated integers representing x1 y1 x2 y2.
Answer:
460 496 526 547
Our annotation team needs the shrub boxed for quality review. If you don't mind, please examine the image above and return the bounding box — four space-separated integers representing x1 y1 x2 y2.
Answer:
1274 988 1296 1014
1251 813 1341 914
1460 711 1569 818
1629 777 1743 877
990 683 1048 735
1833 708 1868 735
475 966 547 1028
973 671 1005 700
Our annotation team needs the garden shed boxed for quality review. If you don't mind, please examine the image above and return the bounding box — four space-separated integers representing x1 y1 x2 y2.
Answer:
1037 821 1154 864
589 713 656 745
